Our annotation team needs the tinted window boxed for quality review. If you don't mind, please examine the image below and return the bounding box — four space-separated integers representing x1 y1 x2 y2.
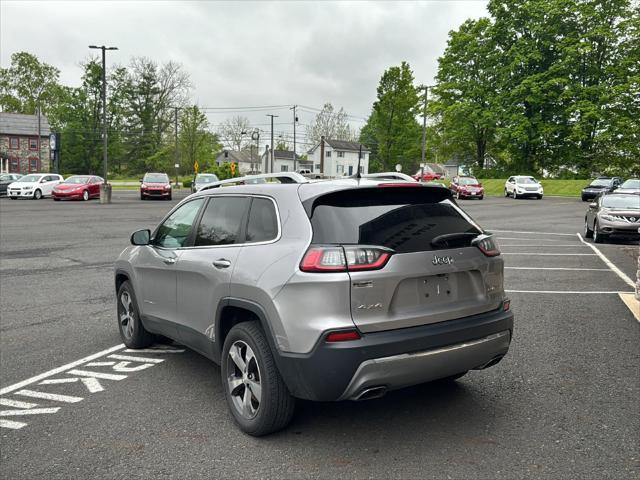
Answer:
195 197 250 246
309 188 481 253
246 198 278 243
590 179 611 187
154 199 204 248
143 173 169 183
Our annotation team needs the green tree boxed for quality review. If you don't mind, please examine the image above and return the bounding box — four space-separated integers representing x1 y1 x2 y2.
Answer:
0 52 61 116
432 18 502 170
362 62 421 172
179 105 222 175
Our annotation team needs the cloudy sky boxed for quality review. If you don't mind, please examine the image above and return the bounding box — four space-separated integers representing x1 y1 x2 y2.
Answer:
1 0 488 146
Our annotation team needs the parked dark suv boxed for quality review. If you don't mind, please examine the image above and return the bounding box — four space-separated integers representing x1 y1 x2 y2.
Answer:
115 173 514 436
581 177 623 201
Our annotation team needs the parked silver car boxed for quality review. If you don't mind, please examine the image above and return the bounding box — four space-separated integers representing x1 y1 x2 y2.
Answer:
191 173 220 193
584 192 640 243
115 173 514 435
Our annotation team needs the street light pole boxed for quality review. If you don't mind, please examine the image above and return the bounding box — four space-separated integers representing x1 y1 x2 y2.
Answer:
418 84 435 182
89 44 118 203
266 114 278 173
290 105 297 172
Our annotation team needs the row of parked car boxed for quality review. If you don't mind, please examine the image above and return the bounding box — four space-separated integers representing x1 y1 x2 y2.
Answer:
0 173 104 200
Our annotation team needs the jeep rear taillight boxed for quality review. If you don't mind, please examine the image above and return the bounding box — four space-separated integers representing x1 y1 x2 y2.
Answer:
473 235 501 257
300 245 393 272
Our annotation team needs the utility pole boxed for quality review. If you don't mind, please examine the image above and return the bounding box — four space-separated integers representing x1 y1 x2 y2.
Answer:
37 104 41 169
291 105 297 172
174 107 179 186
89 44 118 203
266 114 278 173
418 84 434 182
251 129 260 173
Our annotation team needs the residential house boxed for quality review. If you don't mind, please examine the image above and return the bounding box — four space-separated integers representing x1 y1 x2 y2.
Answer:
259 149 306 173
215 150 258 174
307 138 370 176
0 112 52 174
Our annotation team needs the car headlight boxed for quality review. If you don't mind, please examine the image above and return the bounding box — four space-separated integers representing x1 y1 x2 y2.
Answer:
600 214 617 222
164 185 171 190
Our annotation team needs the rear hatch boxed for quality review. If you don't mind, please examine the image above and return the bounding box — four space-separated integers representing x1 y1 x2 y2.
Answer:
303 185 504 333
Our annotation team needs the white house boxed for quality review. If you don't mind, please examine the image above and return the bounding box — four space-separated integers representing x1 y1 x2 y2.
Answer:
307 138 370 177
259 149 306 173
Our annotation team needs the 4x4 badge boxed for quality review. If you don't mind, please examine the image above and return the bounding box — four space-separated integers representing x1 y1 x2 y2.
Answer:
432 255 454 265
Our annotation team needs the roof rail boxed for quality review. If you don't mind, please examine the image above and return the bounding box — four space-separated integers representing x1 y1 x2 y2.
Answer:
363 172 416 182
199 172 308 191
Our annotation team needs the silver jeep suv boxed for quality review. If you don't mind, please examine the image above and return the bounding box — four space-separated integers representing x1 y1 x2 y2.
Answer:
115 173 513 436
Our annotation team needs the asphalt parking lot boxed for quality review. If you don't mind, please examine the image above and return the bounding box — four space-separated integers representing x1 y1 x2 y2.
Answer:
1 192 638 479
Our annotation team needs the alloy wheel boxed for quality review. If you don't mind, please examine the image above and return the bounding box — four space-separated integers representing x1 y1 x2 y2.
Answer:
34 189 42 200
226 340 262 419
118 291 135 340
83 190 89 201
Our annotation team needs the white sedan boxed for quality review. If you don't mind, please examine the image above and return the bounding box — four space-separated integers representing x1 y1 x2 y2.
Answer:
8 173 64 199
504 176 544 199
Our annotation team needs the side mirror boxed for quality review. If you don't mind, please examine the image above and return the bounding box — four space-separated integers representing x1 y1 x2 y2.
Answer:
130 229 151 246
589 202 597 208
40 178 47 183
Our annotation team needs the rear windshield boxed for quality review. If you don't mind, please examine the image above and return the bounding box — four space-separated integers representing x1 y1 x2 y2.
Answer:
308 187 482 253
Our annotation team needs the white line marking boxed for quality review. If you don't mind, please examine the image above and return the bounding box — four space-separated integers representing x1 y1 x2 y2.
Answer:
496 237 571 242
576 233 635 288
39 378 79 385
0 344 124 396
0 407 61 416
108 354 164 364
0 419 27 429
113 362 155 373
506 289 632 294
0 398 39 409
502 253 596 256
500 244 585 247
505 267 611 271
85 361 116 367
122 348 185 353
67 369 127 381
490 229 576 236
80 378 104 393
15 390 83 403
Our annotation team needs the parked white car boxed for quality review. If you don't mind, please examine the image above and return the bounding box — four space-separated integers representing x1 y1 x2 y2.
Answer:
8 173 64 200
504 176 544 199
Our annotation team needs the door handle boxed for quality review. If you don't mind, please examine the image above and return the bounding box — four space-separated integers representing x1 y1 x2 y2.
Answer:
213 259 231 269
163 257 177 265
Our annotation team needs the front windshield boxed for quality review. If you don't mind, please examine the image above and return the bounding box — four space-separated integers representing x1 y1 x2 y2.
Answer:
516 177 537 184
143 174 169 183
620 179 639 189
17 175 40 183
0 174 14 181
590 179 611 187
64 176 90 184
601 195 640 209
459 177 478 185
196 174 219 183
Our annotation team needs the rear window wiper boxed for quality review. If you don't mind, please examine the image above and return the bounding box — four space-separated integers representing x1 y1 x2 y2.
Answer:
430 232 480 249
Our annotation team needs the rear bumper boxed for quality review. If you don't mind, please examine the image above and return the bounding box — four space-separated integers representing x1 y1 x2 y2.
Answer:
275 307 513 401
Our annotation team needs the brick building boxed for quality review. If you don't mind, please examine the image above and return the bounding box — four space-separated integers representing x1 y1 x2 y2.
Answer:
0 112 51 174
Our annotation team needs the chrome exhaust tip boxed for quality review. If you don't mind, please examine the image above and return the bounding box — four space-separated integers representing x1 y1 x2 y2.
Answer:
353 386 387 401
474 354 505 370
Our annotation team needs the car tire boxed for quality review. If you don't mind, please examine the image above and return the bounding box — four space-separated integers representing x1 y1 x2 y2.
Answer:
140 194 145 200
584 218 594 238
10 197 17 200
34 189 42 200
504 188 509 198
167 194 172 201
222 322 295 437
53 197 60 201
593 221 607 244
479 195 484 200
513 191 518 199
116 281 154 349
537 195 543 200
82 190 89 201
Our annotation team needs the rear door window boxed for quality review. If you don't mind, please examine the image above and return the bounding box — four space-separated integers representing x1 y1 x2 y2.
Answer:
308 187 481 253
194 196 250 246
246 198 278 243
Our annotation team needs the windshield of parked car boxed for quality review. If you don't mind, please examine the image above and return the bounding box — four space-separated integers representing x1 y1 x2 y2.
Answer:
17 175 40 183
458 177 479 185
143 174 169 183
620 179 639 189
590 179 611 187
0 174 15 181
516 177 537 184
63 176 90 184
601 195 640 209
196 174 219 183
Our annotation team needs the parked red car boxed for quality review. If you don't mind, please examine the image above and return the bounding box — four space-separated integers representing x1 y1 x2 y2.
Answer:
140 172 172 200
412 170 443 182
449 175 484 200
52 175 103 201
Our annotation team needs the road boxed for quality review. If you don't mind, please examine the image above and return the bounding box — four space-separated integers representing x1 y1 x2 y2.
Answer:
1 192 638 479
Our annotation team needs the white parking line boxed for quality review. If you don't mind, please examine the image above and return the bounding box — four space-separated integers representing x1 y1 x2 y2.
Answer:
0 344 185 430
506 290 632 294
496 237 574 242
576 233 635 288
500 244 586 247
490 229 576 236
505 267 611 271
